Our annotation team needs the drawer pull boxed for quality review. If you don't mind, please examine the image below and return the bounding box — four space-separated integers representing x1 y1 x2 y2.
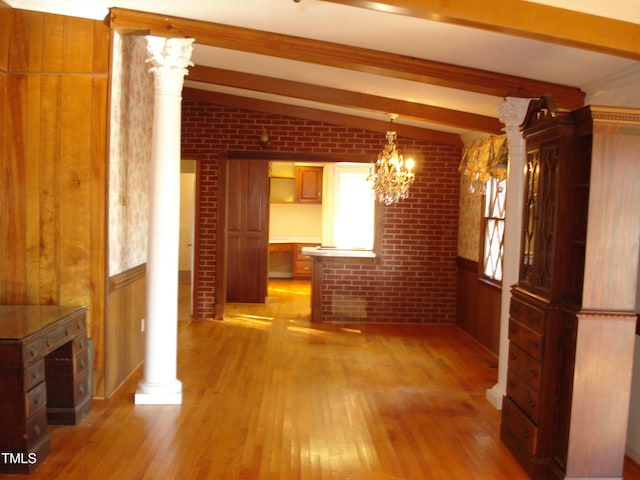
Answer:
34 423 41 436
80 358 86 369
79 385 85 395
65 326 70 336
527 399 536 409
34 396 41 406
30 347 38 357
32 371 39 380
77 320 83 330
522 429 531 439
529 369 538 378
79 339 85 349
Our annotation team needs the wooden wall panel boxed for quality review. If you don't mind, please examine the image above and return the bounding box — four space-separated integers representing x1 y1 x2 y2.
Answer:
455 256 501 355
0 3 11 71
1 7 110 397
105 265 146 398
4 74 28 304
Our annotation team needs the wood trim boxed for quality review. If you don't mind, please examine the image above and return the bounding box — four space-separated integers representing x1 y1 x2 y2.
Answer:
189 65 503 134
214 156 228 320
108 264 146 292
317 0 640 61
456 256 478 272
226 150 373 163
109 8 585 110
184 88 462 146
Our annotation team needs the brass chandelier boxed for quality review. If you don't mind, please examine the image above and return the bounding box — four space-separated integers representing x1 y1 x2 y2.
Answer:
368 116 415 205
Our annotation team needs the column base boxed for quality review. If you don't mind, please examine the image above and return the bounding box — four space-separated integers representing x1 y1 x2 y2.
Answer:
486 383 505 410
134 379 183 405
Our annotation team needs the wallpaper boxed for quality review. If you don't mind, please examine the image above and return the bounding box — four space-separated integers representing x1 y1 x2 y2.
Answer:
108 34 154 276
457 175 481 262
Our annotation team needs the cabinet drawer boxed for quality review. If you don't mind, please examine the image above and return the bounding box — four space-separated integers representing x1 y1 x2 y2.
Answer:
509 320 544 360
510 297 545 334
25 382 47 418
508 343 542 392
502 396 539 456
294 261 312 277
507 370 540 423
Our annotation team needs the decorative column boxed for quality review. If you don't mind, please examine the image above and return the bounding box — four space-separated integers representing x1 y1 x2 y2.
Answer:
135 36 194 405
486 97 532 409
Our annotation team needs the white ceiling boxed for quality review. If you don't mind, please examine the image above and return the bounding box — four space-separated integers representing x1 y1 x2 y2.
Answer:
4 0 640 140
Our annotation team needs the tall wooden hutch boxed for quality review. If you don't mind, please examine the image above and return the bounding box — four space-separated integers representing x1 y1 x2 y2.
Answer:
502 97 640 479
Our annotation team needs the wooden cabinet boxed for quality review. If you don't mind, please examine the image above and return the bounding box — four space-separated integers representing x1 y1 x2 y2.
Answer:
501 97 592 480
295 166 322 203
269 164 322 204
0 306 91 473
268 242 318 279
293 243 314 278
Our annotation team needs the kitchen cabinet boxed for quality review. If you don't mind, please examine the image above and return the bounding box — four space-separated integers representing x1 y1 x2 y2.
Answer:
269 164 322 204
295 166 322 203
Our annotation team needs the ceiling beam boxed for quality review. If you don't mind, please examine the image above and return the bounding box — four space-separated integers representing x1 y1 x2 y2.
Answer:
317 0 640 60
109 8 585 109
188 65 503 134
182 87 463 147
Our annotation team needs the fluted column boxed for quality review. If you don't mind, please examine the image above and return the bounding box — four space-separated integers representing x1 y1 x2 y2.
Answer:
486 97 532 409
135 36 194 405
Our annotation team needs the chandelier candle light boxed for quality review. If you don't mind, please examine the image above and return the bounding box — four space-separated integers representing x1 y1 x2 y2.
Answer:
368 115 415 205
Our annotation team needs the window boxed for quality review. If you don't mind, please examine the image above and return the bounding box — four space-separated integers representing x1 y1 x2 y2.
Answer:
322 163 375 250
482 177 506 281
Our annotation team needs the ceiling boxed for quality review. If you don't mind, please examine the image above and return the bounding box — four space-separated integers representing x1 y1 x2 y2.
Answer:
4 0 640 145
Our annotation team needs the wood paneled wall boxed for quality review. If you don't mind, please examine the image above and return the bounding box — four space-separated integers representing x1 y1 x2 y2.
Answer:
106 265 146 397
456 256 501 354
0 8 109 397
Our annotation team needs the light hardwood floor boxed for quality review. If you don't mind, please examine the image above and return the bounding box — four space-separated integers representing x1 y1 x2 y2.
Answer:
5 280 639 479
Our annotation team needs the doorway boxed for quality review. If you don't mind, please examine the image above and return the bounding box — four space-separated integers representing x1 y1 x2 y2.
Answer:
179 160 196 317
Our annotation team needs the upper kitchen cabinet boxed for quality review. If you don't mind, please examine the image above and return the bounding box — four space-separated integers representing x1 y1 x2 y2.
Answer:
295 166 323 203
269 163 323 204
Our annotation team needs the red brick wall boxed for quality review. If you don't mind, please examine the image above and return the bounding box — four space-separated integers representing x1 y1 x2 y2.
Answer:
182 100 461 323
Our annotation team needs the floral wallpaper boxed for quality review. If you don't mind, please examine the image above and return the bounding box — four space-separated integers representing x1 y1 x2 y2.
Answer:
457 175 481 262
108 34 154 276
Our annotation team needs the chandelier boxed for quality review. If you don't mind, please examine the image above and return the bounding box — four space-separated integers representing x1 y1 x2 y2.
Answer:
368 117 415 205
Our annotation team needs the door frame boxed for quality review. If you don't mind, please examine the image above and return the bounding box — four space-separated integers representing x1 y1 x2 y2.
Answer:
214 151 372 320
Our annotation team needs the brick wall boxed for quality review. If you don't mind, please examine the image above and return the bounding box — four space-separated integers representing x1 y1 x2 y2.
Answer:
182 100 461 323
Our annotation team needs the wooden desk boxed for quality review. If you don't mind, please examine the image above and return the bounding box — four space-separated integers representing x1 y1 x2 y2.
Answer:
0 306 91 474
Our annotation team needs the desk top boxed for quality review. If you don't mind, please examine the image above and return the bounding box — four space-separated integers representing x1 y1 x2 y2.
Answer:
0 305 85 340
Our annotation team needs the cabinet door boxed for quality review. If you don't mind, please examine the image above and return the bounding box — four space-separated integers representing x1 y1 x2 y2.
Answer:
296 166 322 203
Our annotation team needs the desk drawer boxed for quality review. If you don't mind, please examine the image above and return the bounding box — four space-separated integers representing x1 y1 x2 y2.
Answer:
24 360 45 391
25 382 47 419
25 407 48 448
22 338 43 365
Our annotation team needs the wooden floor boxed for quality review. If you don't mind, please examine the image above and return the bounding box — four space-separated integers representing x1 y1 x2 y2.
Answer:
5 280 640 479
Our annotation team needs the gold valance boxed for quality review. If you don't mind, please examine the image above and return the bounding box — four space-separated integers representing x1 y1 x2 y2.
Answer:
458 134 508 192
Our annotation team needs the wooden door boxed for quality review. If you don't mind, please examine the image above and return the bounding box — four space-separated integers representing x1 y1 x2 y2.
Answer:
226 160 269 303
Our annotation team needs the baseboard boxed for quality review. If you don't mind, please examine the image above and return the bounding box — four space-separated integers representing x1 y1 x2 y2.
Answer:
627 441 640 465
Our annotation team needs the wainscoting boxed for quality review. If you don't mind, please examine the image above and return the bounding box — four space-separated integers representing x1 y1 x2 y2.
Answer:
456 256 502 355
105 264 146 398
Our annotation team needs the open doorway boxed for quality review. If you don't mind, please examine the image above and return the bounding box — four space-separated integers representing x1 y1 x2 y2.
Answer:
179 159 196 318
